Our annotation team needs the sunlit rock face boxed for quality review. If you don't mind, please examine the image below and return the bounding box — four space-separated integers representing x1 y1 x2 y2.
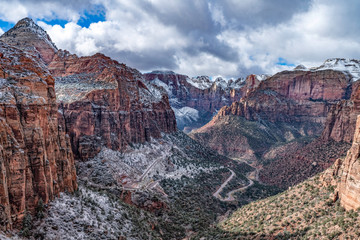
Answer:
336 115 360 210
0 41 77 230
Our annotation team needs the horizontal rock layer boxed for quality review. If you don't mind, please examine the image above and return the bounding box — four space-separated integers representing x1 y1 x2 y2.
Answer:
50 51 177 160
217 70 351 124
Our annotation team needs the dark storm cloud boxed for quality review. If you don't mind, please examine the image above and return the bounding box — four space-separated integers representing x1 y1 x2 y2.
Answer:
102 49 179 71
218 0 312 29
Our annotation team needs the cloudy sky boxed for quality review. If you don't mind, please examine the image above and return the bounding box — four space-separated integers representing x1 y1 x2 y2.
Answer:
0 0 359 78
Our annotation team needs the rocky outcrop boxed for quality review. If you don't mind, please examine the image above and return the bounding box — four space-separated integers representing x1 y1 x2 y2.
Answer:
0 42 77 230
321 81 360 143
0 18 57 64
336 115 360 210
144 71 264 131
192 69 351 159
217 70 351 124
191 67 356 189
50 51 176 160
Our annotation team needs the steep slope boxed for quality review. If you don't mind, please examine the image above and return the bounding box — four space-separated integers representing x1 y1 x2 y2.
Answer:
208 117 360 239
144 71 264 132
0 41 76 231
335 115 360 210
216 69 351 123
259 62 360 188
0 18 279 239
8 131 283 240
0 18 57 64
1 18 177 161
49 51 177 160
213 169 359 240
191 67 351 155
191 65 354 188
321 80 360 143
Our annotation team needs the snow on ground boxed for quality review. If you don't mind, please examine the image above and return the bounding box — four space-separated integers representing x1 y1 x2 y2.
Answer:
78 133 224 194
0 232 21 240
140 80 166 104
151 78 171 94
186 76 213 89
292 58 360 81
186 75 246 90
316 58 360 81
55 74 117 103
33 186 147 240
173 106 199 123
256 74 269 81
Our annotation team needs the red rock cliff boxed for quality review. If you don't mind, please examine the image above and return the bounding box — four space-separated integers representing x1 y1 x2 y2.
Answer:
336 115 360 210
0 42 77 230
217 70 351 124
50 51 177 160
144 71 261 113
321 81 360 143
0 18 57 64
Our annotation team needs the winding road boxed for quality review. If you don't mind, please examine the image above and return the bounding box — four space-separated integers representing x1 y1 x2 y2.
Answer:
213 169 236 199
213 167 260 202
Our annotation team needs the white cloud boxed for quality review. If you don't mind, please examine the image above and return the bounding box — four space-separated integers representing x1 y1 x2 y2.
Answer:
175 52 240 77
217 0 360 75
0 1 28 22
2 0 360 78
0 0 98 23
0 28 4 35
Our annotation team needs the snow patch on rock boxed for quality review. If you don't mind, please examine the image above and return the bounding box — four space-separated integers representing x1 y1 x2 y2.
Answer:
173 107 199 123
316 58 360 81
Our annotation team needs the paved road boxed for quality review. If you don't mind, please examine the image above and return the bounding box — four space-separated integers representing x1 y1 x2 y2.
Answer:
213 169 235 199
213 167 259 202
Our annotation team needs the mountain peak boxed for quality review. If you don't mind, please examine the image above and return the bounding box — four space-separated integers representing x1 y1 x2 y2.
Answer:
0 17 57 64
14 17 36 27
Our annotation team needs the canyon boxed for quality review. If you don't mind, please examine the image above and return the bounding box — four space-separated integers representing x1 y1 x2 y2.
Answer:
191 63 359 188
0 17 360 240
145 71 265 132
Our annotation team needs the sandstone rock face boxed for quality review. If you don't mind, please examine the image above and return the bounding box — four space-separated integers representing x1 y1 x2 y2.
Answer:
218 70 351 124
337 115 360 210
144 71 263 131
192 70 351 159
50 52 177 160
0 42 77 230
0 18 57 64
321 81 360 143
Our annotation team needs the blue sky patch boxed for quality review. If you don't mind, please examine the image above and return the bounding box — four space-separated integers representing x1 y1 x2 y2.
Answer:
0 19 14 32
277 57 295 66
39 18 68 27
78 5 106 28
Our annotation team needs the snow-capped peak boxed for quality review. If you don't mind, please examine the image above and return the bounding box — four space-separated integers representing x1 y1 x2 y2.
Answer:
294 64 307 70
316 58 360 81
255 74 269 81
1 17 58 51
186 76 213 90
290 58 360 81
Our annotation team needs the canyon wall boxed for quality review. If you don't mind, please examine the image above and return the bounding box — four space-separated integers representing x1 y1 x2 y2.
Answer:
144 71 262 131
217 70 351 124
50 51 177 160
0 42 77 230
335 115 360 210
